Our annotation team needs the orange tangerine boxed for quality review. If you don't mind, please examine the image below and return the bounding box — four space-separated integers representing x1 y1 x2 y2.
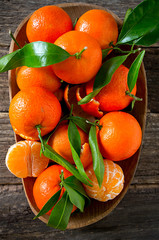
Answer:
75 9 118 50
49 123 92 168
26 5 73 43
52 31 102 84
33 164 77 215
98 112 142 161
16 66 61 93
9 87 62 140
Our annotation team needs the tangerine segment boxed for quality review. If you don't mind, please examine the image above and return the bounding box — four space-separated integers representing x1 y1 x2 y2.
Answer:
52 31 102 84
5 141 49 178
49 123 88 164
16 66 61 93
75 9 118 50
9 87 61 140
98 112 142 161
83 160 124 201
33 165 76 215
26 5 73 43
76 87 103 118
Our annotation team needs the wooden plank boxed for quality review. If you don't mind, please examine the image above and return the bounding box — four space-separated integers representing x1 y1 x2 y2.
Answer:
0 184 158 239
0 112 159 185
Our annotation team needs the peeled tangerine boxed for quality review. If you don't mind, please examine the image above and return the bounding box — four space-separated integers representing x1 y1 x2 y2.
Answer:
83 160 124 201
5 141 49 178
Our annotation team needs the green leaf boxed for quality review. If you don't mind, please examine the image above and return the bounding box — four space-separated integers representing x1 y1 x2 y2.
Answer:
134 23 159 46
48 191 73 230
117 0 159 45
33 189 61 219
64 175 90 201
68 120 81 157
77 89 101 105
43 145 92 186
93 54 129 90
89 125 104 187
67 122 92 184
68 116 91 134
127 50 145 92
63 182 85 212
73 18 78 29
0 41 71 72
123 8 133 25
102 48 112 60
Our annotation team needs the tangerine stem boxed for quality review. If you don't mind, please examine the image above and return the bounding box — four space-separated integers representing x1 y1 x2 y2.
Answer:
9 30 21 49
36 125 45 152
125 91 143 101
59 170 64 188
73 47 87 59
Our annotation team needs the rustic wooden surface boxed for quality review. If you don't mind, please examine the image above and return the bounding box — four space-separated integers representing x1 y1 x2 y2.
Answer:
0 0 159 239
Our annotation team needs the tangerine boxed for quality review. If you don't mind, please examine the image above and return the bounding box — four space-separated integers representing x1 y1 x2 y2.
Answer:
9 87 61 140
16 66 61 93
49 122 92 168
5 141 49 178
33 164 76 215
83 160 124 201
52 31 102 84
75 9 118 50
98 112 142 161
26 5 73 43
77 65 137 116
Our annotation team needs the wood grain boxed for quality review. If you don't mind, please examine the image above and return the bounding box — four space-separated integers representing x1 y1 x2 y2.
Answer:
0 0 159 238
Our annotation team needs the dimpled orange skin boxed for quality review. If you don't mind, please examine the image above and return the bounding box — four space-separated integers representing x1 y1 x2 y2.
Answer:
75 9 118 50
86 65 137 112
52 31 102 84
98 112 142 161
16 66 61 93
9 87 62 140
83 160 124 201
49 123 89 165
26 5 73 43
33 165 76 215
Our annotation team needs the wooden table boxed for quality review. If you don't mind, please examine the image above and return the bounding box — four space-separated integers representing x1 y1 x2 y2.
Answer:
0 0 159 239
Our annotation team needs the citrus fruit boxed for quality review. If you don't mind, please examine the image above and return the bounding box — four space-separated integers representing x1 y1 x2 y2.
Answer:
83 160 124 201
88 65 136 112
98 112 142 161
77 65 137 116
16 66 61 93
5 141 49 178
33 164 76 215
52 31 102 84
49 122 92 168
9 87 62 140
26 5 73 43
75 9 118 50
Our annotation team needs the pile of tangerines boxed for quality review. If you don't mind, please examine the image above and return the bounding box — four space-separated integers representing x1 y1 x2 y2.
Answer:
5 6 142 222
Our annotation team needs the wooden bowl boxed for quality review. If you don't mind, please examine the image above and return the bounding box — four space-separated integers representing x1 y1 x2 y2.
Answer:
8 3 147 229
